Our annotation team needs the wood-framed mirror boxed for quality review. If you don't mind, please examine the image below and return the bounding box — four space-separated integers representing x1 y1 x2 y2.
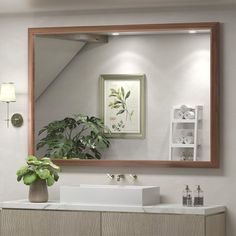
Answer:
28 22 219 168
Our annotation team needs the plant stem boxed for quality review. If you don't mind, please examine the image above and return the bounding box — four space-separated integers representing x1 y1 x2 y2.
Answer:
65 128 70 139
68 129 73 139
74 125 88 140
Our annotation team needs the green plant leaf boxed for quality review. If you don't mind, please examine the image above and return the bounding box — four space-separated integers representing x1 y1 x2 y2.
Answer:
49 162 60 171
125 90 131 100
23 173 37 185
36 141 46 150
46 175 55 186
27 160 42 166
109 94 118 97
16 165 29 177
117 94 122 100
41 157 51 163
17 175 22 182
113 104 121 109
36 169 50 179
121 87 125 98
116 109 125 115
64 117 77 130
53 172 59 181
27 155 38 162
38 127 47 136
114 101 122 105
41 158 60 170
110 88 117 93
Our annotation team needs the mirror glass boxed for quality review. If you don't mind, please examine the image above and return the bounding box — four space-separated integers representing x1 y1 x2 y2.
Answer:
29 23 219 167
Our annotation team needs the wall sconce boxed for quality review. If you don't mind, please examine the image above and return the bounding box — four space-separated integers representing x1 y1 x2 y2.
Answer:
0 82 23 128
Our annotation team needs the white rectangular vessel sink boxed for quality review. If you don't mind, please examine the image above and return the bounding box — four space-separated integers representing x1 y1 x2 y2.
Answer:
60 185 160 206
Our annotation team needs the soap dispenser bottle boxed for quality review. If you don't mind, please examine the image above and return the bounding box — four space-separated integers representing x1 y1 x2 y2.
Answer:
193 185 204 207
183 185 192 207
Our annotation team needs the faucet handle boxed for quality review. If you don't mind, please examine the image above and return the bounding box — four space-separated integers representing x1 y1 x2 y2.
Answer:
107 173 115 180
129 174 138 180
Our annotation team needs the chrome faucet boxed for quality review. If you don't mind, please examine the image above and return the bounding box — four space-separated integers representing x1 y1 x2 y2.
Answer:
116 174 125 182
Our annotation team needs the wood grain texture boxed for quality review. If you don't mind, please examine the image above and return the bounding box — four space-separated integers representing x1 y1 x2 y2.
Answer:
28 22 220 168
52 159 218 168
102 212 205 236
1 209 100 236
210 22 220 168
206 213 225 236
0 210 226 236
28 30 35 155
28 22 219 35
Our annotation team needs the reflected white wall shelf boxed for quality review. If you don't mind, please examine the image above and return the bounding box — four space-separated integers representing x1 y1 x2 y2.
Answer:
171 144 195 148
169 105 203 161
172 119 195 123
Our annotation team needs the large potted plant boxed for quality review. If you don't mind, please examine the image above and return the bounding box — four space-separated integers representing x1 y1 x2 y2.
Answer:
36 114 110 159
16 155 60 203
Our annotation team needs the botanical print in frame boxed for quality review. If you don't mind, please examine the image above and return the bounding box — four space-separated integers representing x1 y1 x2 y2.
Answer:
100 74 145 138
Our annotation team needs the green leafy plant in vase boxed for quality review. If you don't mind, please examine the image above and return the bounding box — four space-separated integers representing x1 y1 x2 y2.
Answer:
36 114 110 160
16 155 60 203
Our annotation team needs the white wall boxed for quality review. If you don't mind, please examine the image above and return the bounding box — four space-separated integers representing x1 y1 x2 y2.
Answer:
35 33 210 161
35 36 85 99
0 7 235 235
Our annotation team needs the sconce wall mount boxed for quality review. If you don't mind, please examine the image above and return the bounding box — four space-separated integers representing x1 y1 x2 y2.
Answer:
11 113 24 127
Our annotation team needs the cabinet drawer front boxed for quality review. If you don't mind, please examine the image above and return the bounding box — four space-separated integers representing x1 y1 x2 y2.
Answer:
206 213 225 236
102 212 205 236
1 209 100 236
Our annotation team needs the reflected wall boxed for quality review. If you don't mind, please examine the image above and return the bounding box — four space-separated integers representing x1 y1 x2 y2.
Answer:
35 33 210 161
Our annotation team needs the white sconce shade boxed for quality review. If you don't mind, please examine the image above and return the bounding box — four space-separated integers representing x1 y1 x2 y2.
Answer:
0 82 16 102
0 82 23 128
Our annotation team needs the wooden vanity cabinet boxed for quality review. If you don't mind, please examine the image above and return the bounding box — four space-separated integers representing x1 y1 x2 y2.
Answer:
102 212 225 236
0 209 100 236
0 209 225 236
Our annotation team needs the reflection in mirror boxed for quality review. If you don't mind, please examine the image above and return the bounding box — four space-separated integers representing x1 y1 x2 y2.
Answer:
29 23 219 167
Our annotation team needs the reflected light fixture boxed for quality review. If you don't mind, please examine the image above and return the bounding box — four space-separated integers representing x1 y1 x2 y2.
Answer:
0 82 23 128
189 30 197 34
112 32 120 36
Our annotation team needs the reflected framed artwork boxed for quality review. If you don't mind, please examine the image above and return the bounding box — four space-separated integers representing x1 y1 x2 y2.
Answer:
100 74 145 138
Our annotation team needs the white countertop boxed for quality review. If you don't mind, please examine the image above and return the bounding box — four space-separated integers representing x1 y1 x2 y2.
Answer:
0 200 226 216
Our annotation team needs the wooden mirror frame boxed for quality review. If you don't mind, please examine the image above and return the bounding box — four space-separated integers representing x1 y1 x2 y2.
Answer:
28 22 219 168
